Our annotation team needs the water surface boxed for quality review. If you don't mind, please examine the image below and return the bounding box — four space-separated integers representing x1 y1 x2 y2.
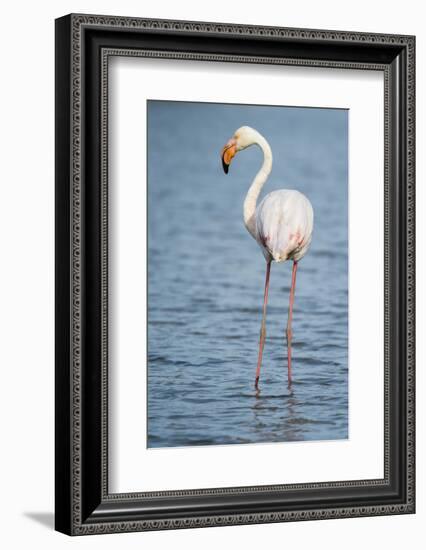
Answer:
147 101 348 448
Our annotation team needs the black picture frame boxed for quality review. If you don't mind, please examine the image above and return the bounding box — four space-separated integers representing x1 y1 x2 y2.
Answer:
55 13 415 536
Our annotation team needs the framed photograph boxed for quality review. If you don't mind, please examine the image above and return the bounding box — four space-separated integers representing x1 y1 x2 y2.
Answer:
55 14 415 535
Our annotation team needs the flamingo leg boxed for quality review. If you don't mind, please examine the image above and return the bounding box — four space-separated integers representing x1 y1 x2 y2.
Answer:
255 260 271 390
286 260 298 386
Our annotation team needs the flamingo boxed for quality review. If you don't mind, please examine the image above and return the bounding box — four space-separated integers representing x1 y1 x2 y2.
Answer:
221 126 314 390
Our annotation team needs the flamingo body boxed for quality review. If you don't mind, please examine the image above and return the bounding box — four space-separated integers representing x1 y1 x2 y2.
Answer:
255 189 313 263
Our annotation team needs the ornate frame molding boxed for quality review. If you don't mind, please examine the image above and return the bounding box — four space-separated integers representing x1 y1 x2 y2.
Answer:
55 14 415 536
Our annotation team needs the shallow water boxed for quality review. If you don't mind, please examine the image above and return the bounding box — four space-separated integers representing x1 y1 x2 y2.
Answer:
147 101 348 448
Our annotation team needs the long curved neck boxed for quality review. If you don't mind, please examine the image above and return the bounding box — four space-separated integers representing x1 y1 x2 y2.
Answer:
243 136 273 238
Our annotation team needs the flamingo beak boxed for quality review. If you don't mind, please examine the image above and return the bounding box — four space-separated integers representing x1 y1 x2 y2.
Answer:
221 139 237 174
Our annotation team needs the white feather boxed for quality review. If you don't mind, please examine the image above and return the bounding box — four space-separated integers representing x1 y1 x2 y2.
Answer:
228 126 314 264
255 189 314 262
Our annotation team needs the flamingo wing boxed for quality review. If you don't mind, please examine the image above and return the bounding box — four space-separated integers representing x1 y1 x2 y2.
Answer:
255 189 313 262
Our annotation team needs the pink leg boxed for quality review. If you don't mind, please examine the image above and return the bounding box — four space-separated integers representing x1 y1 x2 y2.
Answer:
286 260 298 386
255 260 271 390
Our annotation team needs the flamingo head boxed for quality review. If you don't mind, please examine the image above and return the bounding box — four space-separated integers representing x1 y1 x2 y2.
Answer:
221 126 258 174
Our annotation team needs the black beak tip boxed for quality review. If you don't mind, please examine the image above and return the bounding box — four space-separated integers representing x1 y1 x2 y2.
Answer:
222 157 229 174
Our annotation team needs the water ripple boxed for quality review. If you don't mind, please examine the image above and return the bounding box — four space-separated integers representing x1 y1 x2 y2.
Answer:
147 102 348 448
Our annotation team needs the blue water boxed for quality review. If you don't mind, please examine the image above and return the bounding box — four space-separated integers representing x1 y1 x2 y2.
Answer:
147 100 348 448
